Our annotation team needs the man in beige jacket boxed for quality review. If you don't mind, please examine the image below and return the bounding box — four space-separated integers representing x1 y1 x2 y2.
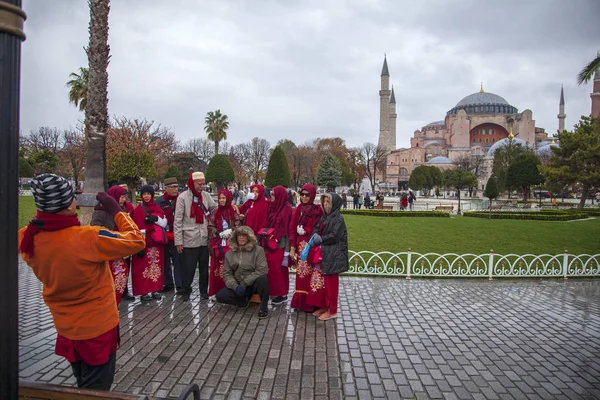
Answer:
174 172 217 301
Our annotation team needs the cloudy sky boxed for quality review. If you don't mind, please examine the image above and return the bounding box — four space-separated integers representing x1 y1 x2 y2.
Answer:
21 0 600 149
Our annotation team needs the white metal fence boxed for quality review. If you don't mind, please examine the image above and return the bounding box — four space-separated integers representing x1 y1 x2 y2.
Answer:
331 251 600 279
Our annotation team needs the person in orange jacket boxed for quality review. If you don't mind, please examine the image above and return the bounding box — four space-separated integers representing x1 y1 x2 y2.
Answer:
18 174 146 391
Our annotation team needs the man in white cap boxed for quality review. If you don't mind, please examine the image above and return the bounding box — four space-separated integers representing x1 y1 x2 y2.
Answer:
174 171 217 301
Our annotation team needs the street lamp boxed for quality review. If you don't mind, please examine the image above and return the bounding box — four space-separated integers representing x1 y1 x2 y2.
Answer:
457 166 463 215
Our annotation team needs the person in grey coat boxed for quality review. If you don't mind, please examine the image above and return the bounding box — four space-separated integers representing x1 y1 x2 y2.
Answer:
310 192 349 320
174 172 217 301
216 226 270 319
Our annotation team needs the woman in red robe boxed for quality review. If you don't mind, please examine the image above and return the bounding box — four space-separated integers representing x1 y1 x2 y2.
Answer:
264 185 292 304
289 184 324 312
208 189 240 297
132 185 167 301
238 184 268 236
90 185 131 304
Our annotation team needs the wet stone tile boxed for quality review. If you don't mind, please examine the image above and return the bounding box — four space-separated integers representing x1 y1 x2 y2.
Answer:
16 263 600 400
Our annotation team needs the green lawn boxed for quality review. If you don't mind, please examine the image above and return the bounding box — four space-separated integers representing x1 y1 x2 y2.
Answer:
345 214 600 255
19 196 600 255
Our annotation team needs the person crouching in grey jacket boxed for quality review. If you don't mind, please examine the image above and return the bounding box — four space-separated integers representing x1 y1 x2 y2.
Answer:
216 226 270 319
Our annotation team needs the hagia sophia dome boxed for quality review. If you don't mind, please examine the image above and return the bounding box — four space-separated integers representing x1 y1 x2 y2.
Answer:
486 137 529 157
447 90 519 116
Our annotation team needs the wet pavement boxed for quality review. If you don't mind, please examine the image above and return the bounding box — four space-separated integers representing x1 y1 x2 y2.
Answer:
18 261 600 399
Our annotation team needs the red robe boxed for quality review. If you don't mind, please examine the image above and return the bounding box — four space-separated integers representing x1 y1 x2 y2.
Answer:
131 200 165 296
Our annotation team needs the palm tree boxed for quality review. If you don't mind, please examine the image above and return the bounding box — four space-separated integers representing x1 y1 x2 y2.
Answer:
577 51 600 85
66 67 89 111
81 0 111 224
204 109 229 154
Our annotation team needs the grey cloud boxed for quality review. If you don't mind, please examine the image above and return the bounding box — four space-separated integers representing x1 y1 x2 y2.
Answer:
19 0 599 150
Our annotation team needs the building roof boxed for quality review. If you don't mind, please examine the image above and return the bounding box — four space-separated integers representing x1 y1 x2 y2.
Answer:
447 90 518 116
424 120 445 127
486 137 528 157
536 142 560 157
455 92 510 107
427 156 453 164
390 86 396 104
560 86 565 106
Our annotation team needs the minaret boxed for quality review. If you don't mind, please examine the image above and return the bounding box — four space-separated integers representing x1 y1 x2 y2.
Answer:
558 85 566 132
389 86 397 150
592 51 600 118
378 55 391 151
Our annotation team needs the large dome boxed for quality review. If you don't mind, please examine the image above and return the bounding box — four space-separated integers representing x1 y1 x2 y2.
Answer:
487 137 528 157
447 91 518 116
455 92 509 107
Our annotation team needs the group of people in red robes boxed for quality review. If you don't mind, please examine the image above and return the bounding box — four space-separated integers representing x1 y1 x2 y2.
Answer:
92 173 348 321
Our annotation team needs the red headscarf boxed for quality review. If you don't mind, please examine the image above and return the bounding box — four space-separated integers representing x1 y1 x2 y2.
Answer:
266 185 292 240
107 185 127 211
214 189 236 232
187 173 206 224
242 184 268 235
296 184 321 226
288 183 323 245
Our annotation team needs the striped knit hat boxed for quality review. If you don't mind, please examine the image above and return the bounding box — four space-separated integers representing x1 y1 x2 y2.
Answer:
30 173 75 214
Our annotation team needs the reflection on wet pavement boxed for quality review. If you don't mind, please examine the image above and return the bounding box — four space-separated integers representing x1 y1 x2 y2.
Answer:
18 261 600 399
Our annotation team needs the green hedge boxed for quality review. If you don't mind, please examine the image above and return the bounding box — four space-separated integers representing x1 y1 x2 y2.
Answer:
341 209 450 218
464 211 589 221
538 208 600 216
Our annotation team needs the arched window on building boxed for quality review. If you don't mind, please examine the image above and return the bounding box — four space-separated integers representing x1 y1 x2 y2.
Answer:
400 168 408 176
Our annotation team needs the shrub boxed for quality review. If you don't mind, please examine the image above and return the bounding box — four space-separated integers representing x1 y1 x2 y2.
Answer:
341 209 450 218
264 145 290 188
464 211 588 221
205 154 234 191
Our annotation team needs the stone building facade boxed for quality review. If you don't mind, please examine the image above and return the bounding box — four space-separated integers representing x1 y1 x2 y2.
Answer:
376 56 559 192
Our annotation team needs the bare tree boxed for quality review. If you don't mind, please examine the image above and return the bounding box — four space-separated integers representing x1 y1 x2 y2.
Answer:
453 152 486 196
59 128 86 189
219 141 231 155
359 142 388 194
246 137 271 184
184 138 214 172
228 143 251 188
22 127 63 155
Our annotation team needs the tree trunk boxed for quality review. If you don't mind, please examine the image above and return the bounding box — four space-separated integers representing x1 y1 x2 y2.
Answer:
127 178 138 207
81 0 110 225
579 186 590 209
214 141 219 156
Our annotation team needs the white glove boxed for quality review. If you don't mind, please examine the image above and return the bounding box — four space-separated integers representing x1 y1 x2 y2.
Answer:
247 193 255 200
297 225 306 235
155 216 168 229
220 228 232 239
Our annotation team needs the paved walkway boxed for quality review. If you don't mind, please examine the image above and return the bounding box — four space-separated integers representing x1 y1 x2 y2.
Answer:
18 261 600 399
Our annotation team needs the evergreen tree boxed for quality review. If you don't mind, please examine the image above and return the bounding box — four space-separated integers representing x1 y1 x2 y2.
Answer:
543 115 600 208
206 153 234 191
506 152 543 202
19 157 34 178
408 165 442 196
484 176 499 219
164 164 183 183
316 153 342 191
265 145 291 188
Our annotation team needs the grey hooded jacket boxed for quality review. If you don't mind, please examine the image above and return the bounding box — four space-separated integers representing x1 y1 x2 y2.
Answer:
223 226 268 289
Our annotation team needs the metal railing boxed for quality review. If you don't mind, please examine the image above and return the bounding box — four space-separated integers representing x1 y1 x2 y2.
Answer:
328 250 600 279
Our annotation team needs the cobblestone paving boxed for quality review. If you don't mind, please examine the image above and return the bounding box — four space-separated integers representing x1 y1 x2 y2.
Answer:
18 261 600 399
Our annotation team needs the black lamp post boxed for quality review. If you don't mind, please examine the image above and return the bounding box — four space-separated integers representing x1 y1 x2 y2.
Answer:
457 166 463 215
0 1 26 399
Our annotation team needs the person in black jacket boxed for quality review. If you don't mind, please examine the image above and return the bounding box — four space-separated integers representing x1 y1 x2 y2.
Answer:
310 193 349 320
